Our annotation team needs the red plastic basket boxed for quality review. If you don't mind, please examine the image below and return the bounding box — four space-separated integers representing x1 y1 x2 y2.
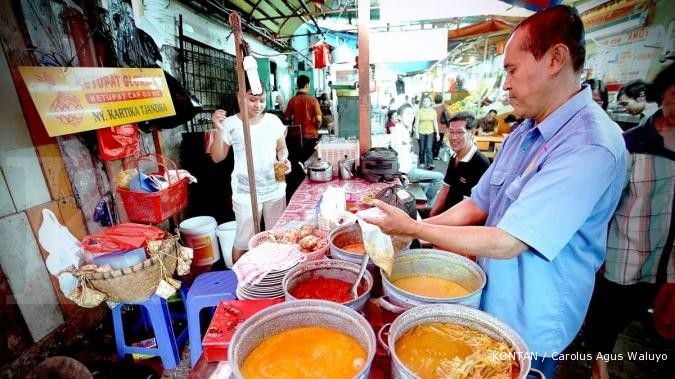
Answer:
117 153 188 224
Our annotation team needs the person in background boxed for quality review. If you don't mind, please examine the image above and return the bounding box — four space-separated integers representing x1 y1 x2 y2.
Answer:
584 78 609 111
385 109 398 134
210 83 291 263
390 103 444 206
387 97 396 111
586 63 675 379
318 93 333 134
362 6 627 377
430 111 490 217
503 114 523 132
477 109 499 135
279 75 322 161
433 94 450 159
617 79 659 119
414 95 440 170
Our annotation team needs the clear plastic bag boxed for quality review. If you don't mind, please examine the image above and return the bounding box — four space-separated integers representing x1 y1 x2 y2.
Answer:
356 208 395 276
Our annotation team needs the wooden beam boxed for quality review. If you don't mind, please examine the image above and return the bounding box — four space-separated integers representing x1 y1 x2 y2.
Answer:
229 12 261 234
358 0 370 153
298 0 323 36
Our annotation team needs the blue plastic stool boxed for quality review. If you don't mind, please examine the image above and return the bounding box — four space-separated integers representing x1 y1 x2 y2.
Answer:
186 270 238 366
112 294 188 369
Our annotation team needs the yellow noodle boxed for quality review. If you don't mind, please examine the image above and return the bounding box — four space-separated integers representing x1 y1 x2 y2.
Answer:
395 323 517 379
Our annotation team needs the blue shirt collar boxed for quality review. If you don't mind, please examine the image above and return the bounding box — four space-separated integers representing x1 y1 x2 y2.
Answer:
533 85 593 141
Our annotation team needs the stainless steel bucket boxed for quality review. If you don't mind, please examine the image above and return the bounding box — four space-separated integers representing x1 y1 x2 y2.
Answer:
381 249 486 311
229 300 377 379
283 259 373 311
387 303 531 379
329 223 411 266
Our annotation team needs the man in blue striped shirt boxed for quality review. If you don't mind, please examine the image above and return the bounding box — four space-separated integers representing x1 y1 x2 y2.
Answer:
362 5 627 377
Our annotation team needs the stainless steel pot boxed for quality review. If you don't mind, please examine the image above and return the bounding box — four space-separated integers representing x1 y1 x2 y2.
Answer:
300 158 333 182
283 259 373 311
380 248 486 311
338 155 357 180
385 303 531 379
229 300 376 379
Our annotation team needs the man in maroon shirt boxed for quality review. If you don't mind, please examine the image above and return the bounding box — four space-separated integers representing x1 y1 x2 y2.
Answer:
280 75 322 161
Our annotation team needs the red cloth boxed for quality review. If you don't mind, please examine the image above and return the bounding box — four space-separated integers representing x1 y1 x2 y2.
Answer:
312 43 331 69
385 121 395 134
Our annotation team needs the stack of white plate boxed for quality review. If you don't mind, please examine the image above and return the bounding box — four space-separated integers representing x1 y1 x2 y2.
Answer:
236 263 299 299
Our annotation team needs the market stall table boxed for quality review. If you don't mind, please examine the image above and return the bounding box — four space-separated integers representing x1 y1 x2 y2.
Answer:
474 135 504 159
274 177 397 229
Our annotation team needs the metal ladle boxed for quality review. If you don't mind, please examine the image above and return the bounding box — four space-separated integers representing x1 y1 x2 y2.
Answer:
350 250 369 299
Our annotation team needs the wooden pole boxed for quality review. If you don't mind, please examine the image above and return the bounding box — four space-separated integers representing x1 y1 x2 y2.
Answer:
229 12 261 234
358 0 370 154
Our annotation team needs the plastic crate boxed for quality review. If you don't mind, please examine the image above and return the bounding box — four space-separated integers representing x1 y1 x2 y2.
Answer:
317 139 360 177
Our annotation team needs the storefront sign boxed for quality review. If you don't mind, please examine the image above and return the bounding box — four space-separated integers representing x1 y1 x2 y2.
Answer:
586 25 664 84
18 67 175 137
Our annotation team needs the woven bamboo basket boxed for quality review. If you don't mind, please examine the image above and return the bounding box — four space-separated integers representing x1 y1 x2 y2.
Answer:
84 239 178 303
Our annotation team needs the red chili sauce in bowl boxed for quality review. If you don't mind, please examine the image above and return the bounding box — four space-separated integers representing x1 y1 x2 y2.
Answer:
290 277 363 303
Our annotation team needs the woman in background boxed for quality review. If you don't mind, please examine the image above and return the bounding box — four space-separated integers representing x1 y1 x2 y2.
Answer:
414 95 440 170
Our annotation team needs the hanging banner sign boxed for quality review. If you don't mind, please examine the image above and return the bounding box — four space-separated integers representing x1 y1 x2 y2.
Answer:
18 67 176 137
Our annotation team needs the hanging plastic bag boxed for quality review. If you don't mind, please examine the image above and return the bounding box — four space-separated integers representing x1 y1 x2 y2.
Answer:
96 124 141 161
356 208 395 276
38 209 89 275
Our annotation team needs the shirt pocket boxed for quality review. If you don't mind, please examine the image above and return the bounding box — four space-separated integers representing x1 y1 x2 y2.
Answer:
504 175 527 201
489 170 507 201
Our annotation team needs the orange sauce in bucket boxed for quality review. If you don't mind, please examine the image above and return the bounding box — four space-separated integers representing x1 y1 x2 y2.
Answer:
392 276 470 298
241 326 367 379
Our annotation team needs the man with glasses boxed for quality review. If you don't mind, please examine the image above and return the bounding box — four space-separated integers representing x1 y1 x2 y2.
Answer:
430 112 490 216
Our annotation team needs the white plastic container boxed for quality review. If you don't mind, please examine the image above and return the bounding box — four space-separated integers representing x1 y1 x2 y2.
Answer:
216 221 237 269
179 216 220 266
92 247 146 270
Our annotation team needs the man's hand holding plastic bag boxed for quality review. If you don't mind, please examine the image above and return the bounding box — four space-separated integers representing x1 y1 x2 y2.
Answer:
359 199 419 237
356 207 396 276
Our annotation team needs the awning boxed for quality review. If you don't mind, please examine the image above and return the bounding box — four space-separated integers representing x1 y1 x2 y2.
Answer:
448 19 515 39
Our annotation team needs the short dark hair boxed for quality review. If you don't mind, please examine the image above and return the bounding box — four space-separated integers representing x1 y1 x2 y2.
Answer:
387 109 398 121
398 103 412 116
647 63 675 105
448 111 477 130
583 79 608 110
297 75 310 89
434 94 443 104
513 5 586 72
617 80 647 101
488 109 497 115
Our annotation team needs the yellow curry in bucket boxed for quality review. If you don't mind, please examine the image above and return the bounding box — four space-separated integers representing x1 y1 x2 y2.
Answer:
241 326 367 379
395 322 519 379
392 276 470 298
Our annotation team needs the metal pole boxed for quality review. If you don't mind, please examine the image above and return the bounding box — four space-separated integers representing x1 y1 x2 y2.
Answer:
229 12 261 234
358 0 370 154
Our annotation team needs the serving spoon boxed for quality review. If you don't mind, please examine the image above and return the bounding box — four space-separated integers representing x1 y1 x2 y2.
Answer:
350 250 369 299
